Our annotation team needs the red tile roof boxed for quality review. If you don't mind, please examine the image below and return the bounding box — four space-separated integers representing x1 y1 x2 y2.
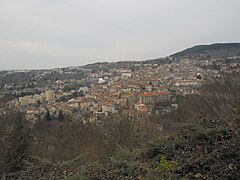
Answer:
124 92 137 97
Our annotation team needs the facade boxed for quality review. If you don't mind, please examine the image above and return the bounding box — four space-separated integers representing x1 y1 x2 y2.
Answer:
102 104 117 114
135 103 148 112
19 95 37 106
139 92 171 105
144 84 153 92
46 90 55 101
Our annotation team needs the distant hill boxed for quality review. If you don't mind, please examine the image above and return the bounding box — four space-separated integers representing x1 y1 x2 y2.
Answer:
82 43 240 70
170 43 240 59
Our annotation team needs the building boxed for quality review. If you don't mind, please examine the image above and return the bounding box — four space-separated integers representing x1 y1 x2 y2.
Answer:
175 80 203 87
102 103 117 115
19 95 37 106
46 90 55 101
122 72 132 78
144 84 153 92
139 92 171 105
135 103 148 112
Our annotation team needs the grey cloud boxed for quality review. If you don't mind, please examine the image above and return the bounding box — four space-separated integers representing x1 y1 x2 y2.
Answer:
0 0 240 69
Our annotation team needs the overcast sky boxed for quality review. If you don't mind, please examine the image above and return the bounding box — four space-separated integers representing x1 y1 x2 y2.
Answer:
0 0 240 69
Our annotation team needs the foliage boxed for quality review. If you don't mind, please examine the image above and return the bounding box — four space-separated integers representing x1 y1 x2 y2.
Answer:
170 43 240 59
0 113 30 177
1 76 240 179
155 155 176 172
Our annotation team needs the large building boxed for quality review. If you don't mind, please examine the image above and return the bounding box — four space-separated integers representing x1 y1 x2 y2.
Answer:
45 90 55 101
138 92 171 105
19 95 37 106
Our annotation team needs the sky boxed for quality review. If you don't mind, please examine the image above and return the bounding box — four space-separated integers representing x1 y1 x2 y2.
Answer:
0 0 240 69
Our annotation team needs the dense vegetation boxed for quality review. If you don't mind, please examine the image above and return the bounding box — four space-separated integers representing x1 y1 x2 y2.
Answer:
170 43 240 59
0 74 240 179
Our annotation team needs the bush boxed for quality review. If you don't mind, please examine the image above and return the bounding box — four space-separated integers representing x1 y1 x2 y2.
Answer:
0 113 30 176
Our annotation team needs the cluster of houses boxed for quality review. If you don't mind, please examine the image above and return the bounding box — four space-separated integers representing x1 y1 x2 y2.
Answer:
5 57 239 123
9 90 55 107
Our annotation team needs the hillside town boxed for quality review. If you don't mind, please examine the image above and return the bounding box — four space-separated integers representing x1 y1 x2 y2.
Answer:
1 56 239 124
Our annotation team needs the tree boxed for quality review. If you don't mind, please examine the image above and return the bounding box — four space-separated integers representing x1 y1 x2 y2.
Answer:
79 90 85 97
45 109 51 121
196 74 202 80
1 113 30 174
37 100 41 107
58 110 64 121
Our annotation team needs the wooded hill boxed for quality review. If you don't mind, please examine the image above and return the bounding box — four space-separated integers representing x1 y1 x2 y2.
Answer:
170 43 240 59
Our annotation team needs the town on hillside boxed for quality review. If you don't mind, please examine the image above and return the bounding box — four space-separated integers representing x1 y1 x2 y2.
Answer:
1 56 239 124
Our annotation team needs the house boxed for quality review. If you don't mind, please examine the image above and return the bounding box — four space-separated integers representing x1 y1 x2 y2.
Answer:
135 103 148 113
19 95 37 106
102 103 117 115
144 84 153 92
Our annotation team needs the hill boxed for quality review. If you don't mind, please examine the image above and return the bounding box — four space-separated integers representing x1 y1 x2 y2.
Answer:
82 43 240 70
170 43 240 59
